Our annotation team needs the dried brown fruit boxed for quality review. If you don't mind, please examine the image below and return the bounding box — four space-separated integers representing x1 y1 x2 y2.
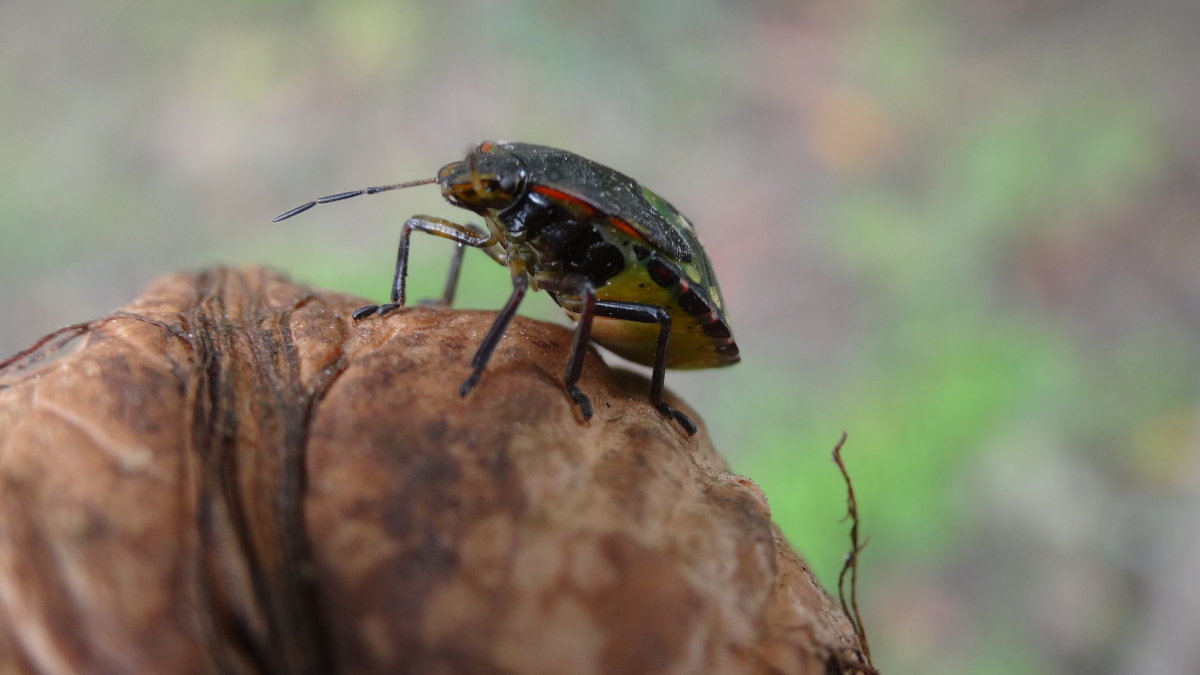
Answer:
0 267 867 674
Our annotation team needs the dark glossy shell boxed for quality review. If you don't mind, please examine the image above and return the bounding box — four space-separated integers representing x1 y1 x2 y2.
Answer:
481 141 737 369
489 142 697 263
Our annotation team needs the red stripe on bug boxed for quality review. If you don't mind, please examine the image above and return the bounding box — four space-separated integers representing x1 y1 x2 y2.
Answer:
606 216 646 241
530 185 647 242
531 185 597 217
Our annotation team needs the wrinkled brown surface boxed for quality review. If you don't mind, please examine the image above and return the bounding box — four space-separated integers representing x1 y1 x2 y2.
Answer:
0 267 867 674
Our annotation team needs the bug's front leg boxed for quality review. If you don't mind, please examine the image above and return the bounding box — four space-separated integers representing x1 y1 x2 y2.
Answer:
352 215 496 320
592 300 697 436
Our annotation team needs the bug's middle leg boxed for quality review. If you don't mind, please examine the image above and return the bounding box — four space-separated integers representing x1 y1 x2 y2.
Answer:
459 274 529 397
430 243 466 307
532 274 598 420
352 215 495 320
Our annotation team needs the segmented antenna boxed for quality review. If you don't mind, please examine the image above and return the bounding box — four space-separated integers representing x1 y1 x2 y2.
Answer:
272 177 438 222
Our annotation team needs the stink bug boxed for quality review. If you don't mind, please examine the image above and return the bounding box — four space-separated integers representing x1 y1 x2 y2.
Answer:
274 141 739 434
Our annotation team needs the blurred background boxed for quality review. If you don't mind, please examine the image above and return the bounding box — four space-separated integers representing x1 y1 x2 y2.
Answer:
3 0 1197 672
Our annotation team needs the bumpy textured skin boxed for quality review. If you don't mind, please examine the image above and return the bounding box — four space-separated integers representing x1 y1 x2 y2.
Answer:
0 267 866 674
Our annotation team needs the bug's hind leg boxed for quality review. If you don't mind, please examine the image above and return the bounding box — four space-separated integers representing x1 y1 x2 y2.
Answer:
592 300 697 436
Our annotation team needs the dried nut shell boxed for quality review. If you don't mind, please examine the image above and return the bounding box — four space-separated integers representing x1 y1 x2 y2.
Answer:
0 267 864 674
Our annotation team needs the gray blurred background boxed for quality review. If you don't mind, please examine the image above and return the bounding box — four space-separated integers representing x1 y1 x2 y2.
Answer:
3 0 1198 672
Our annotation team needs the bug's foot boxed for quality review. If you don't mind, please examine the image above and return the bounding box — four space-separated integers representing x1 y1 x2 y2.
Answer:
351 303 401 321
657 403 697 436
351 305 380 321
566 384 593 421
417 297 452 307
460 371 482 397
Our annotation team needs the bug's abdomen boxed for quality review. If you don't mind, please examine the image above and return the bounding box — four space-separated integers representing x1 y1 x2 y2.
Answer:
585 245 739 370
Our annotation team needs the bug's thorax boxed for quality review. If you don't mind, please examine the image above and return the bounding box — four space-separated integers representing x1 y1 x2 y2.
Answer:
479 213 534 278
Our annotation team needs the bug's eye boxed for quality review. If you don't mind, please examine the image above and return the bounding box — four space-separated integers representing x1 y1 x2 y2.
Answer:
497 171 521 194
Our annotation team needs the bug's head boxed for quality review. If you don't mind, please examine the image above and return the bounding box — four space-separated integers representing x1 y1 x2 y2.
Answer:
438 141 527 212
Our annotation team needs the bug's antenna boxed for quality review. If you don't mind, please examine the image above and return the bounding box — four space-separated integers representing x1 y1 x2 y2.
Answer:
272 177 438 222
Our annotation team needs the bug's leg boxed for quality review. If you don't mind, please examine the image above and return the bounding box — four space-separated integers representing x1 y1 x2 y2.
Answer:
533 274 597 420
433 242 465 306
592 301 697 436
415 241 467 307
459 274 529 397
353 216 494 320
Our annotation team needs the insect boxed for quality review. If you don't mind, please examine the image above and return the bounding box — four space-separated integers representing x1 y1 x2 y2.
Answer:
274 141 739 435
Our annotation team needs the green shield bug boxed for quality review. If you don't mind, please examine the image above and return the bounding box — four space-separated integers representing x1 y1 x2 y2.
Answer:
274 141 739 435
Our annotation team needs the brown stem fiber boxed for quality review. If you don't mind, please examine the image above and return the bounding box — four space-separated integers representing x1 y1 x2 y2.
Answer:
0 266 868 674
